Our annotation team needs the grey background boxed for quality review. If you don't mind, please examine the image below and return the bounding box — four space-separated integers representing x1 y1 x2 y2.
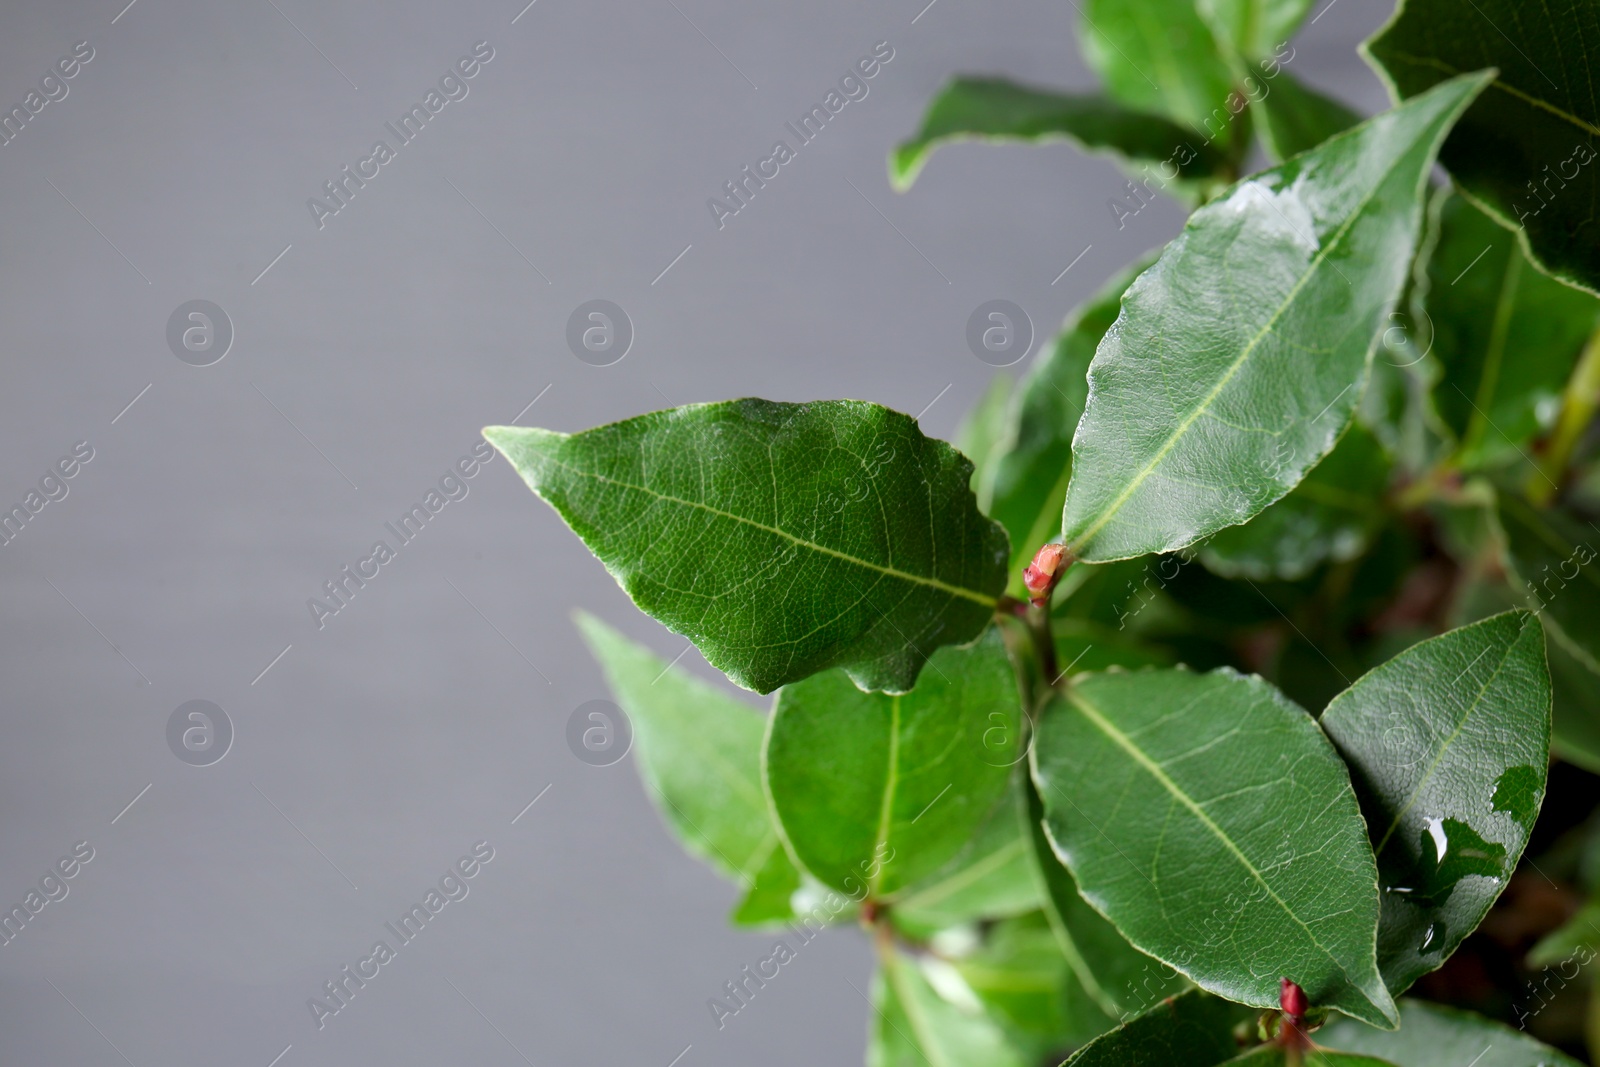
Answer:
0 1 1394 1063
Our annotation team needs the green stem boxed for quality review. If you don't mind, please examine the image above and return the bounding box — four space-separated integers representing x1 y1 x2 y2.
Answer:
1530 322 1600 505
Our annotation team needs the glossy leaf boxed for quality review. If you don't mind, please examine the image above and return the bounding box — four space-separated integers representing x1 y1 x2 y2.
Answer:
485 400 1009 695
1079 0 1236 139
1200 422 1392 581
1033 667 1396 1026
1061 989 1242 1067
870 947 1027 1067
1022 774 1185 1023
986 255 1154 593
1256 69 1362 162
1061 75 1489 563
1226 1049 1398 1067
891 77 1226 191
1320 999 1586 1067
765 630 1021 897
1320 611 1550 995
576 612 801 924
1366 0 1600 294
1419 192 1600 468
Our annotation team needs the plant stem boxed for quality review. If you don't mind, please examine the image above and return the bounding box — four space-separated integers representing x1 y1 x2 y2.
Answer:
1530 321 1600 505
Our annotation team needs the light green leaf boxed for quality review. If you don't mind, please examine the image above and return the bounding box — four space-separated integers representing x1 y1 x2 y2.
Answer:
1022 775 1185 1023
1079 0 1237 140
1320 998 1586 1066
485 399 1009 695
870 947 1028 1067
1320 611 1550 995
1060 75 1490 563
891 77 1227 191
1419 192 1600 468
1061 989 1243 1066
1200 422 1392 581
891 776 1040 934
731 839 802 926
765 629 1022 898
953 912 1116 1053
1256 69 1362 162
1033 667 1397 1026
1366 0 1600 295
1198 0 1314 62
987 255 1154 595
575 612 801 924
955 373 1013 495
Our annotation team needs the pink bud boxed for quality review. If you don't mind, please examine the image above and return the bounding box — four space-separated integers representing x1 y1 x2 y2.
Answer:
1022 543 1070 607
1280 978 1307 1019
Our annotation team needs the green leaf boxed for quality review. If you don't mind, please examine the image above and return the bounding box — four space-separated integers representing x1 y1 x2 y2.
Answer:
1319 998 1586 1066
1319 611 1550 995
1198 0 1313 62
1226 1050 1399 1067
986 255 1154 595
731 838 803 926
1033 667 1397 1026
485 400 1009 695
890 775 1040 934
1022 775 1185 1023
1495 494 1600 671
890 77 1227 191
1418 192 1600 468
1527 896 1600 968
1200 422 1392 581
955 373 1013 495
952 912 1117 1053
1549 635 1600 774
765 629 1022 898
870 947 1028 1067
1366 0 1600 295
1061 989 1243 1067
1255 69 1362 162
575 611 802 923
1060 75 1490 563
1079 0 1236 138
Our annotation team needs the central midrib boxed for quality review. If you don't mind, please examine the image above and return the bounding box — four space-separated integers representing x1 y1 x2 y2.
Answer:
539 454 996 607
869 695 903 898
1065 687 1379 1005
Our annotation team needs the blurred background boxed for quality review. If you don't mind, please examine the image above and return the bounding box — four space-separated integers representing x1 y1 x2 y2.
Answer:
0 0 1397 1063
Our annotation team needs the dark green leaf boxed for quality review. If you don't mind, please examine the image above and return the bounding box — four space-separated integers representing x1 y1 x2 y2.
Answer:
1366 0 1600 294
1079 0 1236 139
1200 422 1392 581
765 630 1021 897
485 400 1009 695
1418 192 1600 467
1527 897 1600 968
1255 69 1362 162
1061 989 1243 1067
1022 775 1186 1023
1319 998 1586 1066
1226 1049 1399 1067
870 947 1028 1067
986 255 1154 593
1320 611 1550 995
1496 494 1600 671
1061 75 1490 563
891 77 1227 191
1033 667 1397 1026
1549 635 1600 774
576 612 801 923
